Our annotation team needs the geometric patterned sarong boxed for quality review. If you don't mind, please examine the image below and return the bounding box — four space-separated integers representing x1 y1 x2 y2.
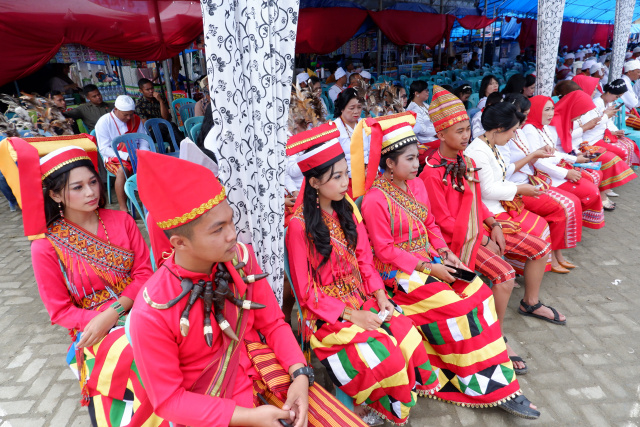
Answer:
386 271 521 407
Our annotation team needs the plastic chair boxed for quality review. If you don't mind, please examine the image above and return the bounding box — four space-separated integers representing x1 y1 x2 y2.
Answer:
110 133 156 178
144 118 180 154
179 104 196 132
171 98 195 124
77 119 88 134
283 228 355 411
468 107 481 120
123 174 156 271
190 122 203 142
184 116 204 141
468 93 479 109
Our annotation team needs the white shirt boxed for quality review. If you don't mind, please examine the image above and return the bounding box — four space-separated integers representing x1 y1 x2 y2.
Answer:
621 74 639 111
405 101 437 143
465 137 518 215
476 97 487 110
593 97 619 132
335 117 364 177
471 112 485 139
557 64 574 80
94 112 148 161
285 155 304 193
500 129 535 185
328 84 343 103
521 124 576 187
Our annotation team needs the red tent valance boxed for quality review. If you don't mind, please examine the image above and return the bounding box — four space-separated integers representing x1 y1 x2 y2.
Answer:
518 18 613 51
0 0 203 87
296 8 369 54
457 16 497 30
368 10 455 47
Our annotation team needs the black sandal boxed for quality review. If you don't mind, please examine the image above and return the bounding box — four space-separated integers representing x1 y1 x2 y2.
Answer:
518 299 566 325
498 394 540 419
503 336 528 375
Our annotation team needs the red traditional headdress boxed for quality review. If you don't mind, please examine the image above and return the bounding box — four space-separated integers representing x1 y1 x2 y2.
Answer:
286 122 344 173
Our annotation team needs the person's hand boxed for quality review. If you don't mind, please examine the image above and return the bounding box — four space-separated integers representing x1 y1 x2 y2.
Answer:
517 184 542 197
581 117 600 131
283 376 309 427
490 226 506 256
77 309 118 348
376 295 394 322
613 130 625 137
575 154 590 163
285 196 296 208
350 309 383 331
153 91 163 101
566 169 582 182
429 263 456 283
604 106 617 118
483 236 502 256
250 405 296 427
531 147 554 159
443 251 472 271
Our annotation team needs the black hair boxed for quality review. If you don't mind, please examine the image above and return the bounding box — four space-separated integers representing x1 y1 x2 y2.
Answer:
502 93 531 113
195 102 218 164
407 79 428 104
524 74 536 88
603 79 628 95
308 76 321 86
163 214 202 240
378 142 417 170
553 80 580 98
348 73 361 85
43 166 106 226
82 84 99 96
502 74 526 94
334 88 362 118
302 159 357 270
481 101 524 132
479 75 499 98
485 92 503 108
49 90 64 97
138 78 153 89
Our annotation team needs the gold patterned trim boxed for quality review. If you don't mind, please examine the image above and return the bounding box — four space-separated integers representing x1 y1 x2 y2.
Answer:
381 135 418 155
287 127 337 149
157 188 226 229
41 156 92 180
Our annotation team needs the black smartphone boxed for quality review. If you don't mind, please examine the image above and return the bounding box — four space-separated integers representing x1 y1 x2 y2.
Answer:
445 264 477 282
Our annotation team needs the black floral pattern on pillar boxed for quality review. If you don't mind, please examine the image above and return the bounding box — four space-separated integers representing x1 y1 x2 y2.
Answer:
610 0 635 82
535 0 566 96
201 0 299 304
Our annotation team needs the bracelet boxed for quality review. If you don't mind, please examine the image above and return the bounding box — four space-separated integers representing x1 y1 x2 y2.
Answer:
437 248 449 261
490 222 502 229
110 301 125 318
422 262 432 275
482 237 490 247
341 307 353 322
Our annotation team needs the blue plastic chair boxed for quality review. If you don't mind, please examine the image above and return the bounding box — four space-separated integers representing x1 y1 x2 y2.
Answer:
123 174 156 271
190 122 203 142
179 104 196 132
468 107 481 120
171 98 195 124
91 129 115 204
110 133 156 178
468 93 480 109
283 228 355 411
144 118 180 154
184 116 204 141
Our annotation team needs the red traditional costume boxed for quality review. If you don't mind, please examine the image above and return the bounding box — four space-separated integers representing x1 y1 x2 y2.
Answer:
131 150 362 427
355 107 523 408
523 96 606 228
286 123 438 425
4 141 163 427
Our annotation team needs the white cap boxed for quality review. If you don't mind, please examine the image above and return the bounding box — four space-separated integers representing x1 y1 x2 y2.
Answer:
360 70 371 79
334 67 346 80
114 95 135 111
582 60 595 70
296 72 310 84
634 47 640 54
579 45 584 49
624 60 640 73
589 62 603 74
565 53 575 60
586 44 591 48
586 48 592 53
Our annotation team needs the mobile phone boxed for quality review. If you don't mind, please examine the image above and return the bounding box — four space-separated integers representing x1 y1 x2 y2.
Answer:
445 265 477 282
257 393 293 427
534 183 544 190
378 309 389 321
614 99 625 109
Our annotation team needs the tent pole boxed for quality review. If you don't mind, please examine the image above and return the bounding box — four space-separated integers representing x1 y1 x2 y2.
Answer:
117 59 125 96
182 51 192 99
481 0 488 66
162 60 175 121
376 0 383 78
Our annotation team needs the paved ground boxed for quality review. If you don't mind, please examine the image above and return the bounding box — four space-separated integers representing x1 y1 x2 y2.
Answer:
1 179 640 426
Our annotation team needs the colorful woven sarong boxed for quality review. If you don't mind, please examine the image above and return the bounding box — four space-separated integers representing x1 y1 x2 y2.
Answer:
495 210 552 275
522 187 581 250
310 299 439 425
67 328 166 427
585 147 636 191
385 271 521 407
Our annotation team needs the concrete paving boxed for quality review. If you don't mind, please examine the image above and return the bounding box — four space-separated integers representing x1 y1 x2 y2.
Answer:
1 179 639 426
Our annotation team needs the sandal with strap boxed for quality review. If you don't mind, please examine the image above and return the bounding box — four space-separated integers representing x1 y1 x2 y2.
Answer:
503 336 528 375
518 299 566 325
498 394 540 419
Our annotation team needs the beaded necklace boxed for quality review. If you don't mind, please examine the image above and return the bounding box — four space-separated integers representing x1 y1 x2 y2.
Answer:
481 135 507 181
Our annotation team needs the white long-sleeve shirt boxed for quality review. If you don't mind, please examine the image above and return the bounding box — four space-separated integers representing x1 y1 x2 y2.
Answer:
522 124 576 187
499 129 535 185
471 112 485 139
405 102 437 143
621 75 639 111
465 137 518 215
94 112 148 161
285 155 304 193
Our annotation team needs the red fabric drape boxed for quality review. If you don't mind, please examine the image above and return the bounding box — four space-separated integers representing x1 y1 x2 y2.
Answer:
368 10 455 47
296 7 369 54
0 1 203 87
457 16 497 30
518 18 614 51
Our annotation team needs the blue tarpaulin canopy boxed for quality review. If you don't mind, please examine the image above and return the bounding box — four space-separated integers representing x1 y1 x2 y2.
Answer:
485 0 640 23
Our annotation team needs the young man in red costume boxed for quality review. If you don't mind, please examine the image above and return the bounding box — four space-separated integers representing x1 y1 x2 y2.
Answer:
129 150 365 427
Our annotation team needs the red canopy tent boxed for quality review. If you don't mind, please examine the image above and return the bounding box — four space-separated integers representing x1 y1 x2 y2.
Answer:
457 16 496 30
517 17 614 51
368 10 455 47
296 8 369 54
0 0 203 87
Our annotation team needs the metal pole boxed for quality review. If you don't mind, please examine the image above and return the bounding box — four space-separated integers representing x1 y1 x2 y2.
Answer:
376 0 383 78
162 60 175 121
481 0 488 66
182 51 192 99
117 59 125 96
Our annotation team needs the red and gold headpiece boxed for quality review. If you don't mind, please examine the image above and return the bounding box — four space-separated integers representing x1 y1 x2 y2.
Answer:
286 122 345 174
428 85 469 133
137 150 226 230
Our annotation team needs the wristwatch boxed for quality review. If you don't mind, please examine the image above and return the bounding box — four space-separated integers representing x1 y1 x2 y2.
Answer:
291 366 315 387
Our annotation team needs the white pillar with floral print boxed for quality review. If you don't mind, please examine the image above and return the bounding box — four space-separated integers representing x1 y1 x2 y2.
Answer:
610 0 635 82
535 0 566 96
200 0 299 303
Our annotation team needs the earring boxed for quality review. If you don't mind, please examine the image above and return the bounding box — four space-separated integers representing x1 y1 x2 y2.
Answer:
390 169 394 182
316 189 320 209
58 203 64 219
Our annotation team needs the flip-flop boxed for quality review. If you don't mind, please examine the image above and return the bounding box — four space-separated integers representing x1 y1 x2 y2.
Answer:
518 299 567 325
509 356 528 375
498 394 540 419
